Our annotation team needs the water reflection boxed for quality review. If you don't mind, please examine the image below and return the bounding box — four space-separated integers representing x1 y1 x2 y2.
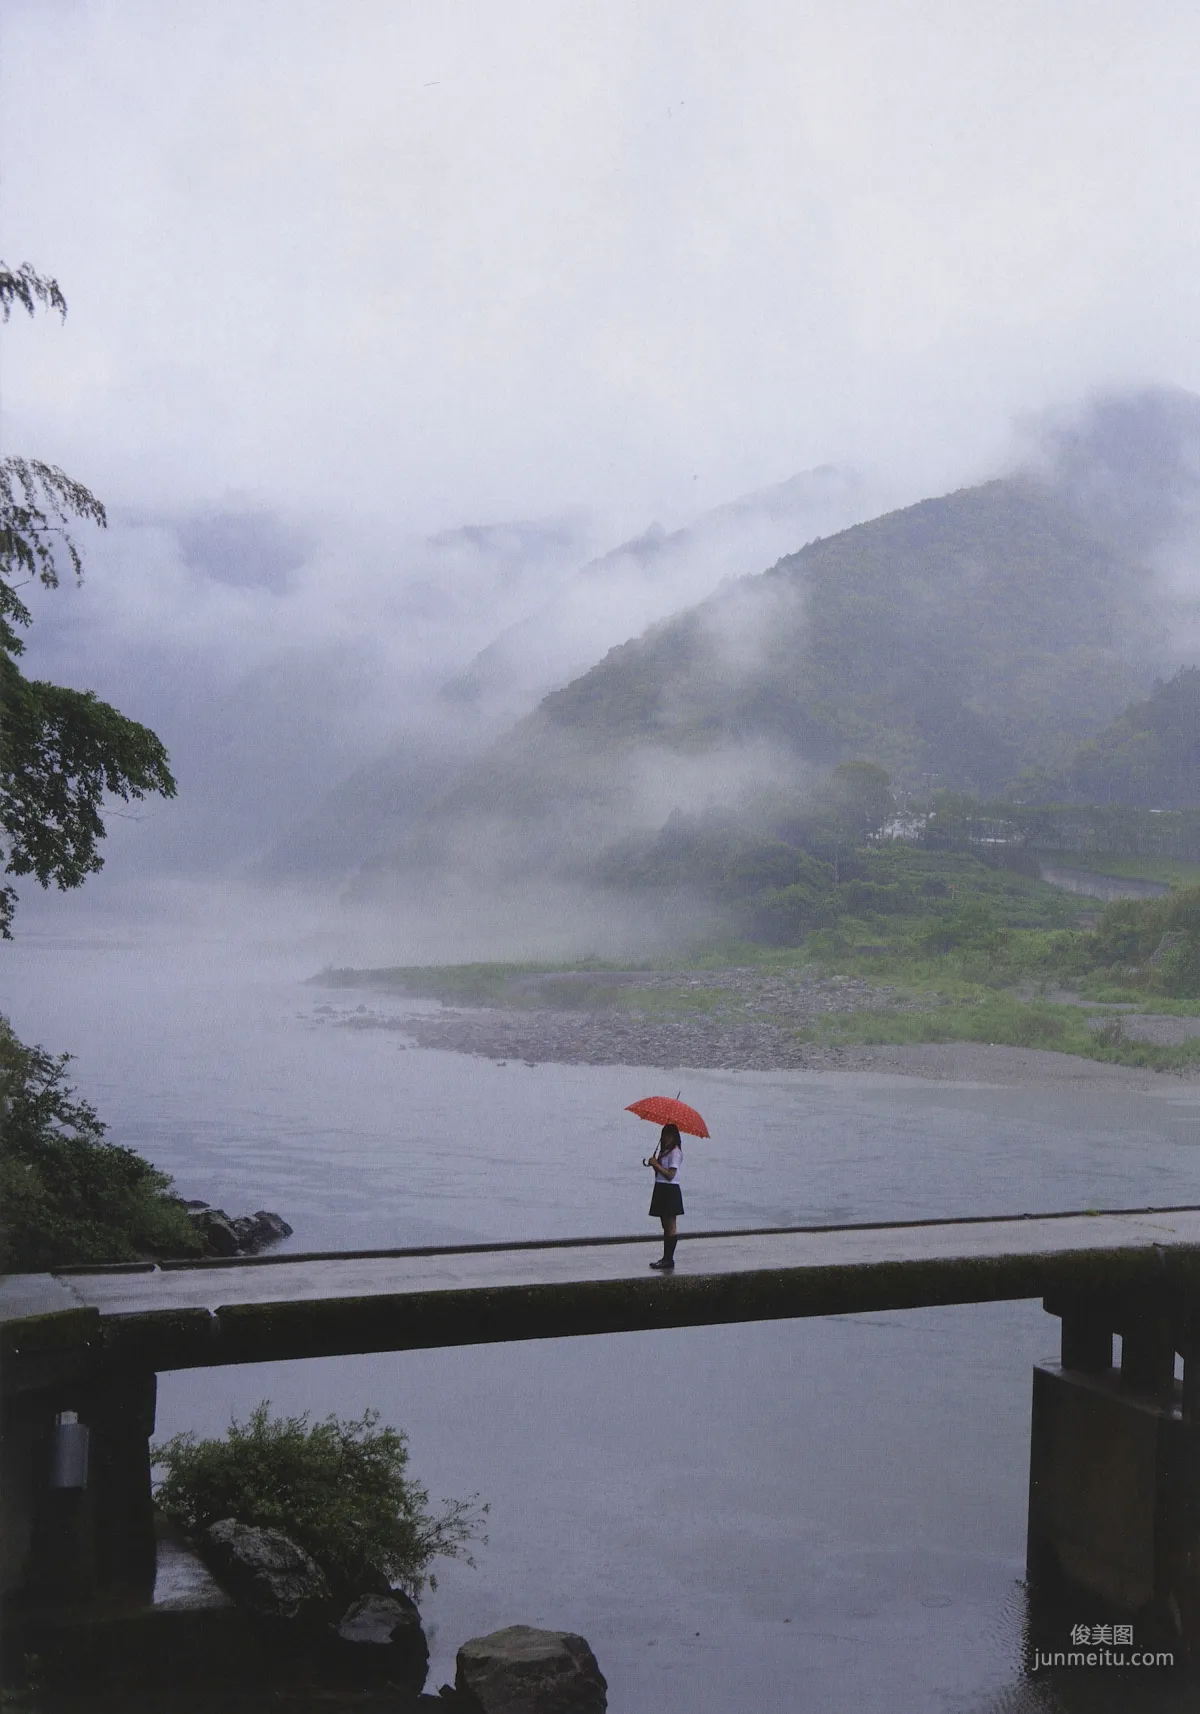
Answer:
4 945 1199 1710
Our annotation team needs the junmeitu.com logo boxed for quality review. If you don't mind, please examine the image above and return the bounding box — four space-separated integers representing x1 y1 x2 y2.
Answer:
1030 1624 1174 1671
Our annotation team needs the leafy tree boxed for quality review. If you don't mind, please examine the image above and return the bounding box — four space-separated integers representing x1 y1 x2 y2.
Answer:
918 897 1009 957
154 1402 486 1599
0 261 176 936
1065 667 1200 808
749 879 833 946
0 1015 203 1270
0 266 191 1271
1090 884 1200 997
821 760 896 842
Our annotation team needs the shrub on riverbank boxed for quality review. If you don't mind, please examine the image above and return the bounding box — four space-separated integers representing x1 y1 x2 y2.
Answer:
597 822 1082 950
0 1015 204 1271
795 993 1200 1070
154 1402 485 1600
1088 886 1200 996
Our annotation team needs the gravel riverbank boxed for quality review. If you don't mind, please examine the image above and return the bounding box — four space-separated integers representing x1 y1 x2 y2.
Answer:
318 969 1200 1087
387 1009 1186 1086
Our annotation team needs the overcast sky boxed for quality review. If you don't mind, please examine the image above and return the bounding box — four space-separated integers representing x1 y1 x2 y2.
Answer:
3 0 1200 540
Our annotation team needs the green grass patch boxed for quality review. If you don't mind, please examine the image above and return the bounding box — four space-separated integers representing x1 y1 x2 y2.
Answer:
1073 984 1200 1015
1032 850 1200 888
797 995 1086 1050
791 924 1097 994
797 994 1200 1070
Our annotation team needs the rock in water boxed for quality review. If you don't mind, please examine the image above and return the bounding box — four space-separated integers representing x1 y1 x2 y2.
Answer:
187 1206 293 1255
252 1209 293 1240
189 1208 241 1255
455 1626 606 1713
334 1593 429 1688
202 1519 330 1622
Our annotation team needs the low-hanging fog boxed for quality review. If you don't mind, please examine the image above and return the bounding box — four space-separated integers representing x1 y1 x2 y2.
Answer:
6 1 1200 962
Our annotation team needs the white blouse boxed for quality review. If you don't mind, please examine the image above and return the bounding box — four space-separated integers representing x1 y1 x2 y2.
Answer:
653 1146 683 1182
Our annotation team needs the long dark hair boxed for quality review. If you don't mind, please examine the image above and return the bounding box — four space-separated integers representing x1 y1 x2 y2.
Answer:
658 1122 682 1156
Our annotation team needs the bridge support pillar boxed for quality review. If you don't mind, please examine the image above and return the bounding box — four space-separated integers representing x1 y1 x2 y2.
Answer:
2 1370 158 1601
1028 1298 1200 1650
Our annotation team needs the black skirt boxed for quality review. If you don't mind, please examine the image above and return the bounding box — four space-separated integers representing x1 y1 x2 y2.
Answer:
649 1181 684 1219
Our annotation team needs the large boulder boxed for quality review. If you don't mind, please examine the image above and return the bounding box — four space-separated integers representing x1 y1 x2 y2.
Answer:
250 1209 293 1242
201 1519 330 1622
189 1208 240 1255
188 1206 293 1255
332 1592 429 1689
455 1626 606 1714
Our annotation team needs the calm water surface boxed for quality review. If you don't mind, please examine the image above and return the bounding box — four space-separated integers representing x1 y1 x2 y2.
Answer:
6 936 1200 1713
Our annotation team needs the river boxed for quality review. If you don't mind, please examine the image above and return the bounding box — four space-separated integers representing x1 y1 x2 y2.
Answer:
5 932 1200 1712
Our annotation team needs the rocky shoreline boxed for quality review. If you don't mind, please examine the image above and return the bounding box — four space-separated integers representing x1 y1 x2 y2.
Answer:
315 968 1200 1087
326 968 895 1073
178 1201 294 1256
188 1519 609 1711
11 1509 608 1712
379 1008 1195 1086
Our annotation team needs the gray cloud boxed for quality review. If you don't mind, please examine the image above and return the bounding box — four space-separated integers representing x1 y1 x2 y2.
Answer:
5 1 1200 537
7 1 1200 955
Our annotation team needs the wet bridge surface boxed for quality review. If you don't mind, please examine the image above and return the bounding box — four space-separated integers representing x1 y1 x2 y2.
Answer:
5 1205 1200 1381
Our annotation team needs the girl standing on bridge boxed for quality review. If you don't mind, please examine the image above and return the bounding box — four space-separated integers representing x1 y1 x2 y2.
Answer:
645 1123 684 1270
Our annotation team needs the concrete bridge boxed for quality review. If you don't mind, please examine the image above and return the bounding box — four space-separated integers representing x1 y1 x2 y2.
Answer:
4 1204 1200 1650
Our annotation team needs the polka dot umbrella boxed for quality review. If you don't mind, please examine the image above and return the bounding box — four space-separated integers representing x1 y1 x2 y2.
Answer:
624 1095 710 1137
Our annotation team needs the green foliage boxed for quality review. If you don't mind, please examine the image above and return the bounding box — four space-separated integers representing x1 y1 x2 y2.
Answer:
0 262 176 935
0 458 107 599
822 759 896 841
597 805 1080 953
596 815 835 908
921 795 1200 862
750 881 832 946
800 993 1200 1071
827 882 1200 1004
1087 885 1200 996
1063 667 1200 808
0 1015 203 1271
0 263 66 323
1 660 176 927
918 899 1010 956
418 475 1170 883
801 994 1075 1050
1091 900 1158 968
528 480 1155 793
1024 851 1200 887
154 1402 485 1600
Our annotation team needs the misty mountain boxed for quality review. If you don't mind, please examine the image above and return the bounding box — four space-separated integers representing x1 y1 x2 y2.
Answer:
440 465 870 724
1050 666 1200 808
21 504 599 880
361 475 1175 891
1032 386 1200 563
262 465 882 877
259 732 473 882
175 508 311 594
27 388 1200 898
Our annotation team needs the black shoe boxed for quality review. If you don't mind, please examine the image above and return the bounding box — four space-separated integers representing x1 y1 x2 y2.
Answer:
649 1257 675 1270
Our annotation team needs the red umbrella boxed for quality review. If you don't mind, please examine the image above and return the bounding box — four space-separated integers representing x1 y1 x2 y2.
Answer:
625 1095 710 1138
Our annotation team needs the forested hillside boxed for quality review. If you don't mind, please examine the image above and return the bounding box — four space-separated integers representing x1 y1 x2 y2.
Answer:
387 476 1171 885
1057 667 1200 807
